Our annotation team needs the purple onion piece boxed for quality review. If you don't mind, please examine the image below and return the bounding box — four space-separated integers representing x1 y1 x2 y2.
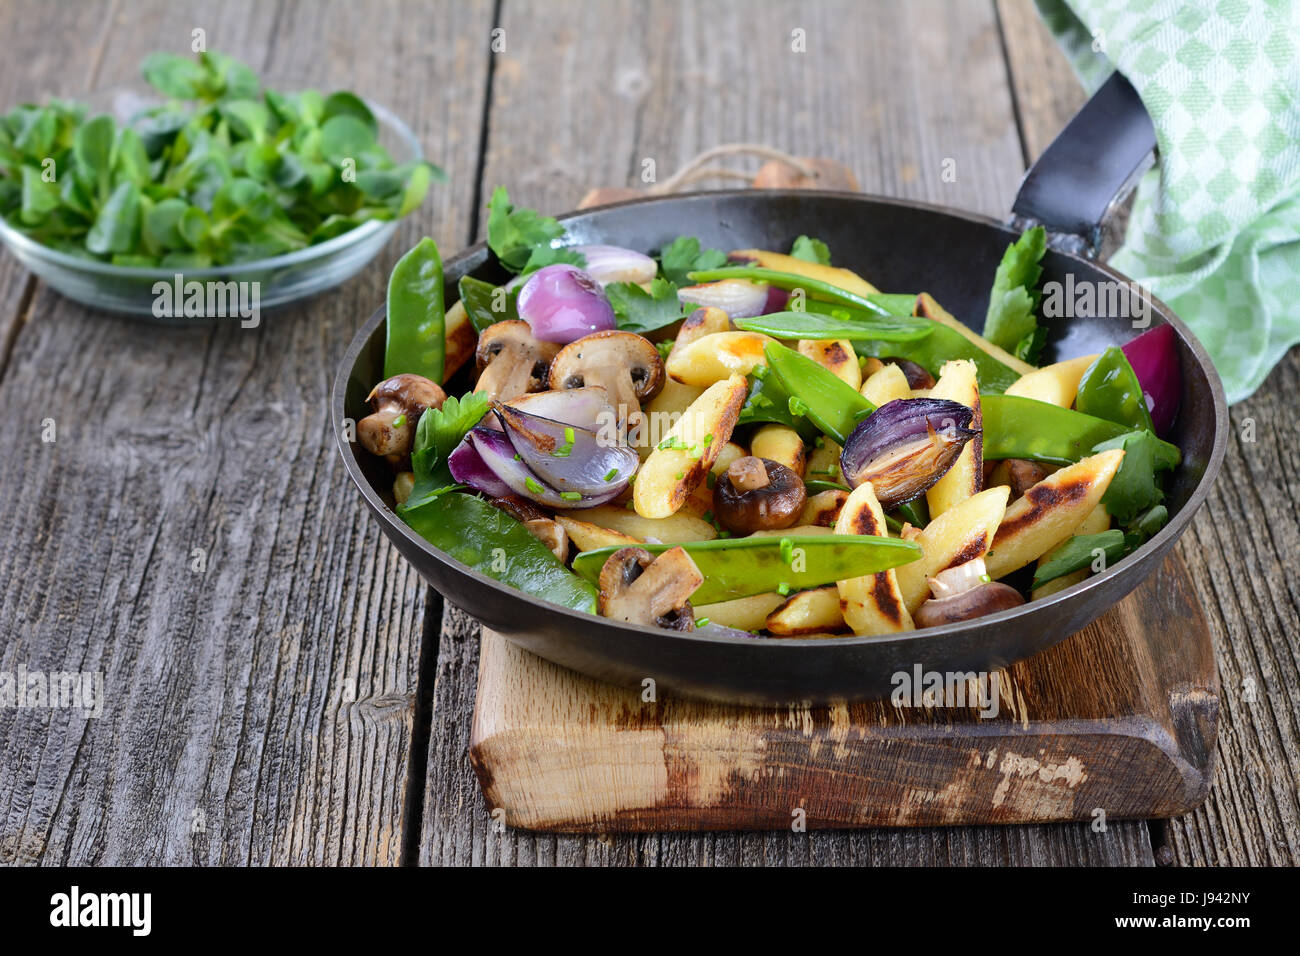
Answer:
572 244 657 285
677 278 769 318
840 398 978 509
517 264 616 344
494 402 637 497
479 386 614 433
1121 324 1180 438
763 285 790 314
448 437 512 498
469 426 623 509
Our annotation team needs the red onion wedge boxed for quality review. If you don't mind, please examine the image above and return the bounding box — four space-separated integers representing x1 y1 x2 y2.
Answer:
459 425 625 509
677 278 769 319
517 264 616 344
572 244 657 285
494 402 638 497
840 398 978 509
480 386 613 432
447 437 512 499
1121 324 1180 438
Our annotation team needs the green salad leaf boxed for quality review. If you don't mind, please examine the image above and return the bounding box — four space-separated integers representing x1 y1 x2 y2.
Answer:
983 225 1047 364
0 49 439 267
485 185 566 273
790 234 831 265
400 391 491 514
606 276 685 334
659 235 728 286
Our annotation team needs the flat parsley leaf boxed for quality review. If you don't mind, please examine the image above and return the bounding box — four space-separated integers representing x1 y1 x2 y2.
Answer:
659 236 728 286
983 225 1047 364
400 391 491 514
790 235 831 265
606 277 685 334
1092 430 1177 526
486 186 566 273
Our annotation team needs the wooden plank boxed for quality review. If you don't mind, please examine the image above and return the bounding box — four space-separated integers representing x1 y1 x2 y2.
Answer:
421 0 1155 865
0 0 495 865
469 550 1215 832
998 0 1300 867
425 610 1154 865
994 0 1087 164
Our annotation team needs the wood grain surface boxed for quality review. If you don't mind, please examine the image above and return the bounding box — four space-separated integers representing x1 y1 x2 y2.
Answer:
0 0 1295 867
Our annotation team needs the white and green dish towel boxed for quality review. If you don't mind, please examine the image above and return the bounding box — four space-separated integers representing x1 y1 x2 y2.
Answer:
1036 0 1300 402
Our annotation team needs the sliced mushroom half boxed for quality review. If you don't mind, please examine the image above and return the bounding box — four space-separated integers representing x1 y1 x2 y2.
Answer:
597 546 703 631
548 330 664 444
475 319 561 402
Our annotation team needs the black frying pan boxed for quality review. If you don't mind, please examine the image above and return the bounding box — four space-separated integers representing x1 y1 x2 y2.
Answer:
333 75 1226 705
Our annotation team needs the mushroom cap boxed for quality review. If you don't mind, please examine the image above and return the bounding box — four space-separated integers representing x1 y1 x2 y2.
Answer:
366 373 447 415
548 330 665 400
597 546 702 629
914 582 1025 629
475 319 557 370
713 457 807 535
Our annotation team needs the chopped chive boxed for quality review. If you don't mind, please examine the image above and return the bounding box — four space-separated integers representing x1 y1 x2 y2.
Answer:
674 471 685 480
779 537 794 565
704 433 714 446
752 364 768 380
603 468 618 482
777 582 791 596
788 396 810 417
391 413 407 428
551 442 573 457
706 472 717 489
980 573 991 583
695 617 711 628
564 426 575 444
702 511 713 524
560 491 582 501
524 476 544 494
513 453 522 461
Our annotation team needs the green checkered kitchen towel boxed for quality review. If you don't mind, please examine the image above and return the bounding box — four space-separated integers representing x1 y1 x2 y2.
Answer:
1036 0 1300 403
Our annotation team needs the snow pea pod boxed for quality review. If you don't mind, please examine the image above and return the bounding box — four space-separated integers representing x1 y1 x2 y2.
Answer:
763 341 874 446
736 366 819 439
735 307 931 342
458 274 518 333
687 266 892 315
384 236 445 382
401 491 597 613
982 394 1179 467
571 534 921 605
1075 346 1156 433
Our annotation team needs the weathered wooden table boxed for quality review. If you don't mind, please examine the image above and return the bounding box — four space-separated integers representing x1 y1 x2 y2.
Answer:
1 0 1295 867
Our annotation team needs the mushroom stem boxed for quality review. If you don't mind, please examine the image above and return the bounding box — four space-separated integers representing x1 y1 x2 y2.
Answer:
728 456 771 492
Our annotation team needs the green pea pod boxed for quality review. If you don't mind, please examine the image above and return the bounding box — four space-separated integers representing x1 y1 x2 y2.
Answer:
458 275 518 333
736 367 819 440
763 341 874 446
853 324 1022 394
571 534 921 605
384 236 445 382
1075 346 1156 433
735 308 931 342
1031 529 1128 589
401 492 597 613
983 394 1179 467
687 266 892 314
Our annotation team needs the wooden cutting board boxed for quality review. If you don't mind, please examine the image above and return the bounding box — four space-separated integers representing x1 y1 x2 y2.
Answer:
468 550 1218 832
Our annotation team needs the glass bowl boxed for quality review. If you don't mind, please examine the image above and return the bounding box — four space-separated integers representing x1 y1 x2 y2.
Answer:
0 84 424 320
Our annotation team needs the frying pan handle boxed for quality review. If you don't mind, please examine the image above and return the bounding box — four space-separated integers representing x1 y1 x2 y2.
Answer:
1009 71 1156 259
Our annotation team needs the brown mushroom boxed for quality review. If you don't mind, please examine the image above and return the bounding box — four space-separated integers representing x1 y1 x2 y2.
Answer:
475 320 560 402
1006 459 1051 499
523 518 568 562
713 457 807 535
548 330 664 442
914 582 1025 628
357 373 446 462
597 546 703 631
